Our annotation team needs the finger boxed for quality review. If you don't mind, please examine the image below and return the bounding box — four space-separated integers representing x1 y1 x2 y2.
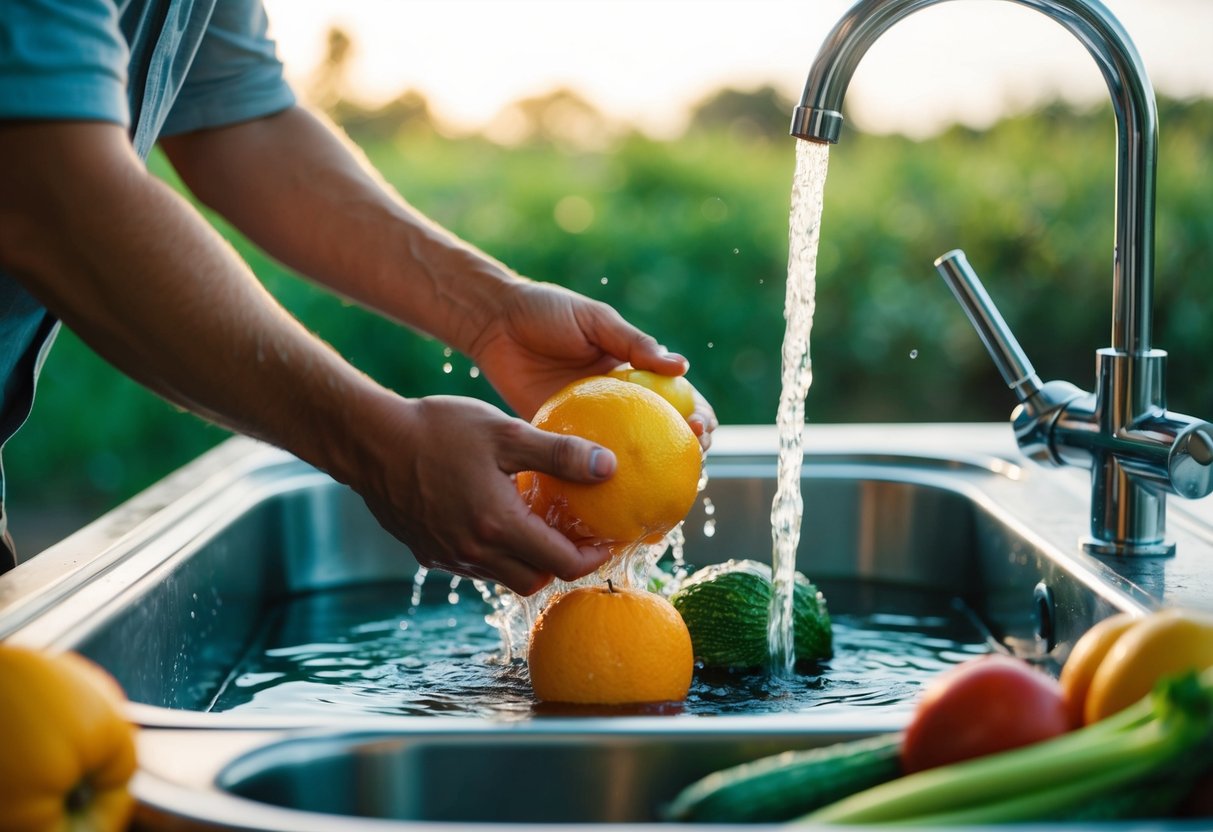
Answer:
505 506 614 583
499 419 617 484
468 557 553 597
692 386 718 430
573 543 614 578
582 304 688 375
689 387 718 451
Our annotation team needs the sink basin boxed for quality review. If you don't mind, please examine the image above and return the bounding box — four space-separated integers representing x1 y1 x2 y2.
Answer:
217 729 876 824
2 423 1210 829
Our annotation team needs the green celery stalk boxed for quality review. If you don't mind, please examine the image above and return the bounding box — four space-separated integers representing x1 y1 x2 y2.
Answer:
898 733 1188 826
801 669 1213 826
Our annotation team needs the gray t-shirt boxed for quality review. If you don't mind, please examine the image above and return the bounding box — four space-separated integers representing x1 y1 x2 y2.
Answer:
0 0 296 567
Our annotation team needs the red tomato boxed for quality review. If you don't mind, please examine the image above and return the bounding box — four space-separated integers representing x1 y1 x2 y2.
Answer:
901 654 1070 773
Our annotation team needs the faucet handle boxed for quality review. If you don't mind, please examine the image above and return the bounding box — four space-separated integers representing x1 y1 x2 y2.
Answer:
933 249 1043 402
935 249 1086 468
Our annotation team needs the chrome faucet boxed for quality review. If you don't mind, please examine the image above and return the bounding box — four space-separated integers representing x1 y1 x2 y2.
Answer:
792 0 1213 557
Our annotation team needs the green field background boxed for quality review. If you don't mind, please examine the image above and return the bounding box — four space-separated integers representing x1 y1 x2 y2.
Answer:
7 91 1213 550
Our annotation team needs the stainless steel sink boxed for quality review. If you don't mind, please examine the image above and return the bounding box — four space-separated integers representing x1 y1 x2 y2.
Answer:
2 423 1211 829
163 728 873 827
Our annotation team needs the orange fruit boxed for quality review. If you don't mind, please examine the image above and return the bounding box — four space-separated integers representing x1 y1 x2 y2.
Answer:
607 367 697 418
1084 607 1213 723
518 375 701 545
527 583 694 704
1059 612 1136 727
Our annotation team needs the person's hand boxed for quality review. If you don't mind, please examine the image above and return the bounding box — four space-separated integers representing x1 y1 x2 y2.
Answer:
351 393 620 595
468 280 718 448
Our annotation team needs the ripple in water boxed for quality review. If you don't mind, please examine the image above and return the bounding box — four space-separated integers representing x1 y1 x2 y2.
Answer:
207 578 988 719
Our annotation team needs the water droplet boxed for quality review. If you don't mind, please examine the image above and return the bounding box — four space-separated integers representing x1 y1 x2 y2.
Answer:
469 366 481 379
447 592 460 605
909 349 919 359
600 276 609 285
703 518 717 538
189 610 196 619
707 342 715 349
703 497 715 516
443 347 453 357
732 248 740 255
410 566 429 608
759 279 765 284
442 362 453 374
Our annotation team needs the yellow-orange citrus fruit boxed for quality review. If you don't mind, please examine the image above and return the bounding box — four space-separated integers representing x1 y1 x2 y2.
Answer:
607 367 697 418
519 375 701 545
1059 612 1137 727
528 584 694 704
1084 607 1213 724
0 645 138 832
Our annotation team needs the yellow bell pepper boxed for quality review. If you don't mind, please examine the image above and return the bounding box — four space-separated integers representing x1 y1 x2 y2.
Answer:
0 645 137 832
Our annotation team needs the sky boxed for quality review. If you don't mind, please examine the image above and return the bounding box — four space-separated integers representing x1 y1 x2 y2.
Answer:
261 0 1213 139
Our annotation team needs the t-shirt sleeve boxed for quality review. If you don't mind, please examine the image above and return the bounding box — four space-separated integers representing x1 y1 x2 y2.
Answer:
0 0 131 126
160 0 296 136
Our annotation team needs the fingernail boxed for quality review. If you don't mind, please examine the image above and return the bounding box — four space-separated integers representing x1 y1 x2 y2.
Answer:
590 448 616 479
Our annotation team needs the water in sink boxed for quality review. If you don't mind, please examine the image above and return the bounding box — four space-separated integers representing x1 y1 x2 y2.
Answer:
206 576 989 719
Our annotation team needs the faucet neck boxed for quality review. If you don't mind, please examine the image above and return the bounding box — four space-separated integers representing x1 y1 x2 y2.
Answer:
793 0 1158 354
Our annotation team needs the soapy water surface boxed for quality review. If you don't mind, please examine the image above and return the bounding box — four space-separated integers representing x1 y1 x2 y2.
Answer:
208 576 989 719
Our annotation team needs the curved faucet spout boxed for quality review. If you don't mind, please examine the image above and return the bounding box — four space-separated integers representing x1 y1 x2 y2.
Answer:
791 0 1213 557
791 0 1157 355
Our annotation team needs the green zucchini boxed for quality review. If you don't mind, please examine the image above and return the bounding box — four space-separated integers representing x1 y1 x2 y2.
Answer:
662 732 903 823
669 558 832 670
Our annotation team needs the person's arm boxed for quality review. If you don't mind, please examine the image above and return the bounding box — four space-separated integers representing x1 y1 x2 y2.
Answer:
0 120 619 594
158 106 717 438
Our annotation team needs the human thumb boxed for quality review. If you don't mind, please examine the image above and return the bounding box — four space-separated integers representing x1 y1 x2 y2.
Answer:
506 423 616 484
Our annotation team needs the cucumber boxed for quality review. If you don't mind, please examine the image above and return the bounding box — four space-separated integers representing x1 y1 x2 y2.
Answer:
669 558 831 670
662 732 903 823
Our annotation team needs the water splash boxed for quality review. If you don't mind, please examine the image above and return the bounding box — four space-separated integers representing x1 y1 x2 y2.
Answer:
209 580 989 719
483 437 711 659
769 140 830 676
483 539 670 661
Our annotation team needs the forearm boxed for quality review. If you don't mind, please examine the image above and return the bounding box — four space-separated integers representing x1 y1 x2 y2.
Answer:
158 106 714 437
0 121 679 593
159 106 511 356
0 122 395 485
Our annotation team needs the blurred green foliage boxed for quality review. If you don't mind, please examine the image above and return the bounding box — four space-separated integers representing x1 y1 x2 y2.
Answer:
7 93 1213 526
